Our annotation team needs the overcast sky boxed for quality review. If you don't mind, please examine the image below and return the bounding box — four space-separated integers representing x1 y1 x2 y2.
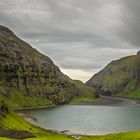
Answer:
0 0 139 82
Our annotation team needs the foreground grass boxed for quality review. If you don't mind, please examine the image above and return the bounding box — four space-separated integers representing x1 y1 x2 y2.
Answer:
0 138 14 140
26 135 73 140
81 131 140 140
26 131 140 140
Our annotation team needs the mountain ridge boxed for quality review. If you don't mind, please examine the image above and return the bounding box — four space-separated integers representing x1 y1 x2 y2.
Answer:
0 25 96 109
87 51 140 98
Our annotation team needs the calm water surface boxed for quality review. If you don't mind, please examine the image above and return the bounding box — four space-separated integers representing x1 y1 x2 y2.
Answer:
22 105 140 135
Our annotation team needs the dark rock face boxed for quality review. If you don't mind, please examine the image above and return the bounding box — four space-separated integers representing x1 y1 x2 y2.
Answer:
0 25 90 107
0 100 9 117
87 55 140 96
1 101 8 113
137 50 140 55
0 128 34 139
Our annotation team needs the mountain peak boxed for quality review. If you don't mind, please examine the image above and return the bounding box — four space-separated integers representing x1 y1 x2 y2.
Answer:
0 25 15 39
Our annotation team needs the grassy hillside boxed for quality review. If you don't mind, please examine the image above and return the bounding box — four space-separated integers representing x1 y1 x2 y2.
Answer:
87 53 140 98
71 80 97 104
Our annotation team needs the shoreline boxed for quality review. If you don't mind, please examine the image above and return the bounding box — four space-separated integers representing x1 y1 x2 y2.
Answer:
14 96 140 138
90 95 140 106
17 111 140 137
13 105 59 111
14 95 140 112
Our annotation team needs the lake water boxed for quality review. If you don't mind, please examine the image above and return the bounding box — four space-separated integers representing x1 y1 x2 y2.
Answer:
22 105 140 135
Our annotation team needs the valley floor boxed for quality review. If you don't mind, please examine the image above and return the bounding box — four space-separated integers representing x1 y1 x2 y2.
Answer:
92 95 140 106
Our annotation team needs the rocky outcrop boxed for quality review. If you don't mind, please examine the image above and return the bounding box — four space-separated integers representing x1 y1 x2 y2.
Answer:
87 52 140 97
0 128 34 139
0 25 96 108
0 100 9 117
137 50 140 55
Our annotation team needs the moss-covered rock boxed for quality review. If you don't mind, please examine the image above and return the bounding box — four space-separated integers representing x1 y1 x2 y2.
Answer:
0 100 9 117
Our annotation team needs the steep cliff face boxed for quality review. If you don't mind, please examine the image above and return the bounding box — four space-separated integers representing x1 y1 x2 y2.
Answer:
87 52 140 98
0 25 96 108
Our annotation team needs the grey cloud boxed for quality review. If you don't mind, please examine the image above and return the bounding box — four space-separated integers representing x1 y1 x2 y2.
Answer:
118 0 140 47
31 41 137 71
0 0 121 48
22 30 112 49
0 0 139 81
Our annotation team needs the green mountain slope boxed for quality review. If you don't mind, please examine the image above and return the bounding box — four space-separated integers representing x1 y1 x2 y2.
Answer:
0 25 96 109
71 80 97 104
87 52 140 98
